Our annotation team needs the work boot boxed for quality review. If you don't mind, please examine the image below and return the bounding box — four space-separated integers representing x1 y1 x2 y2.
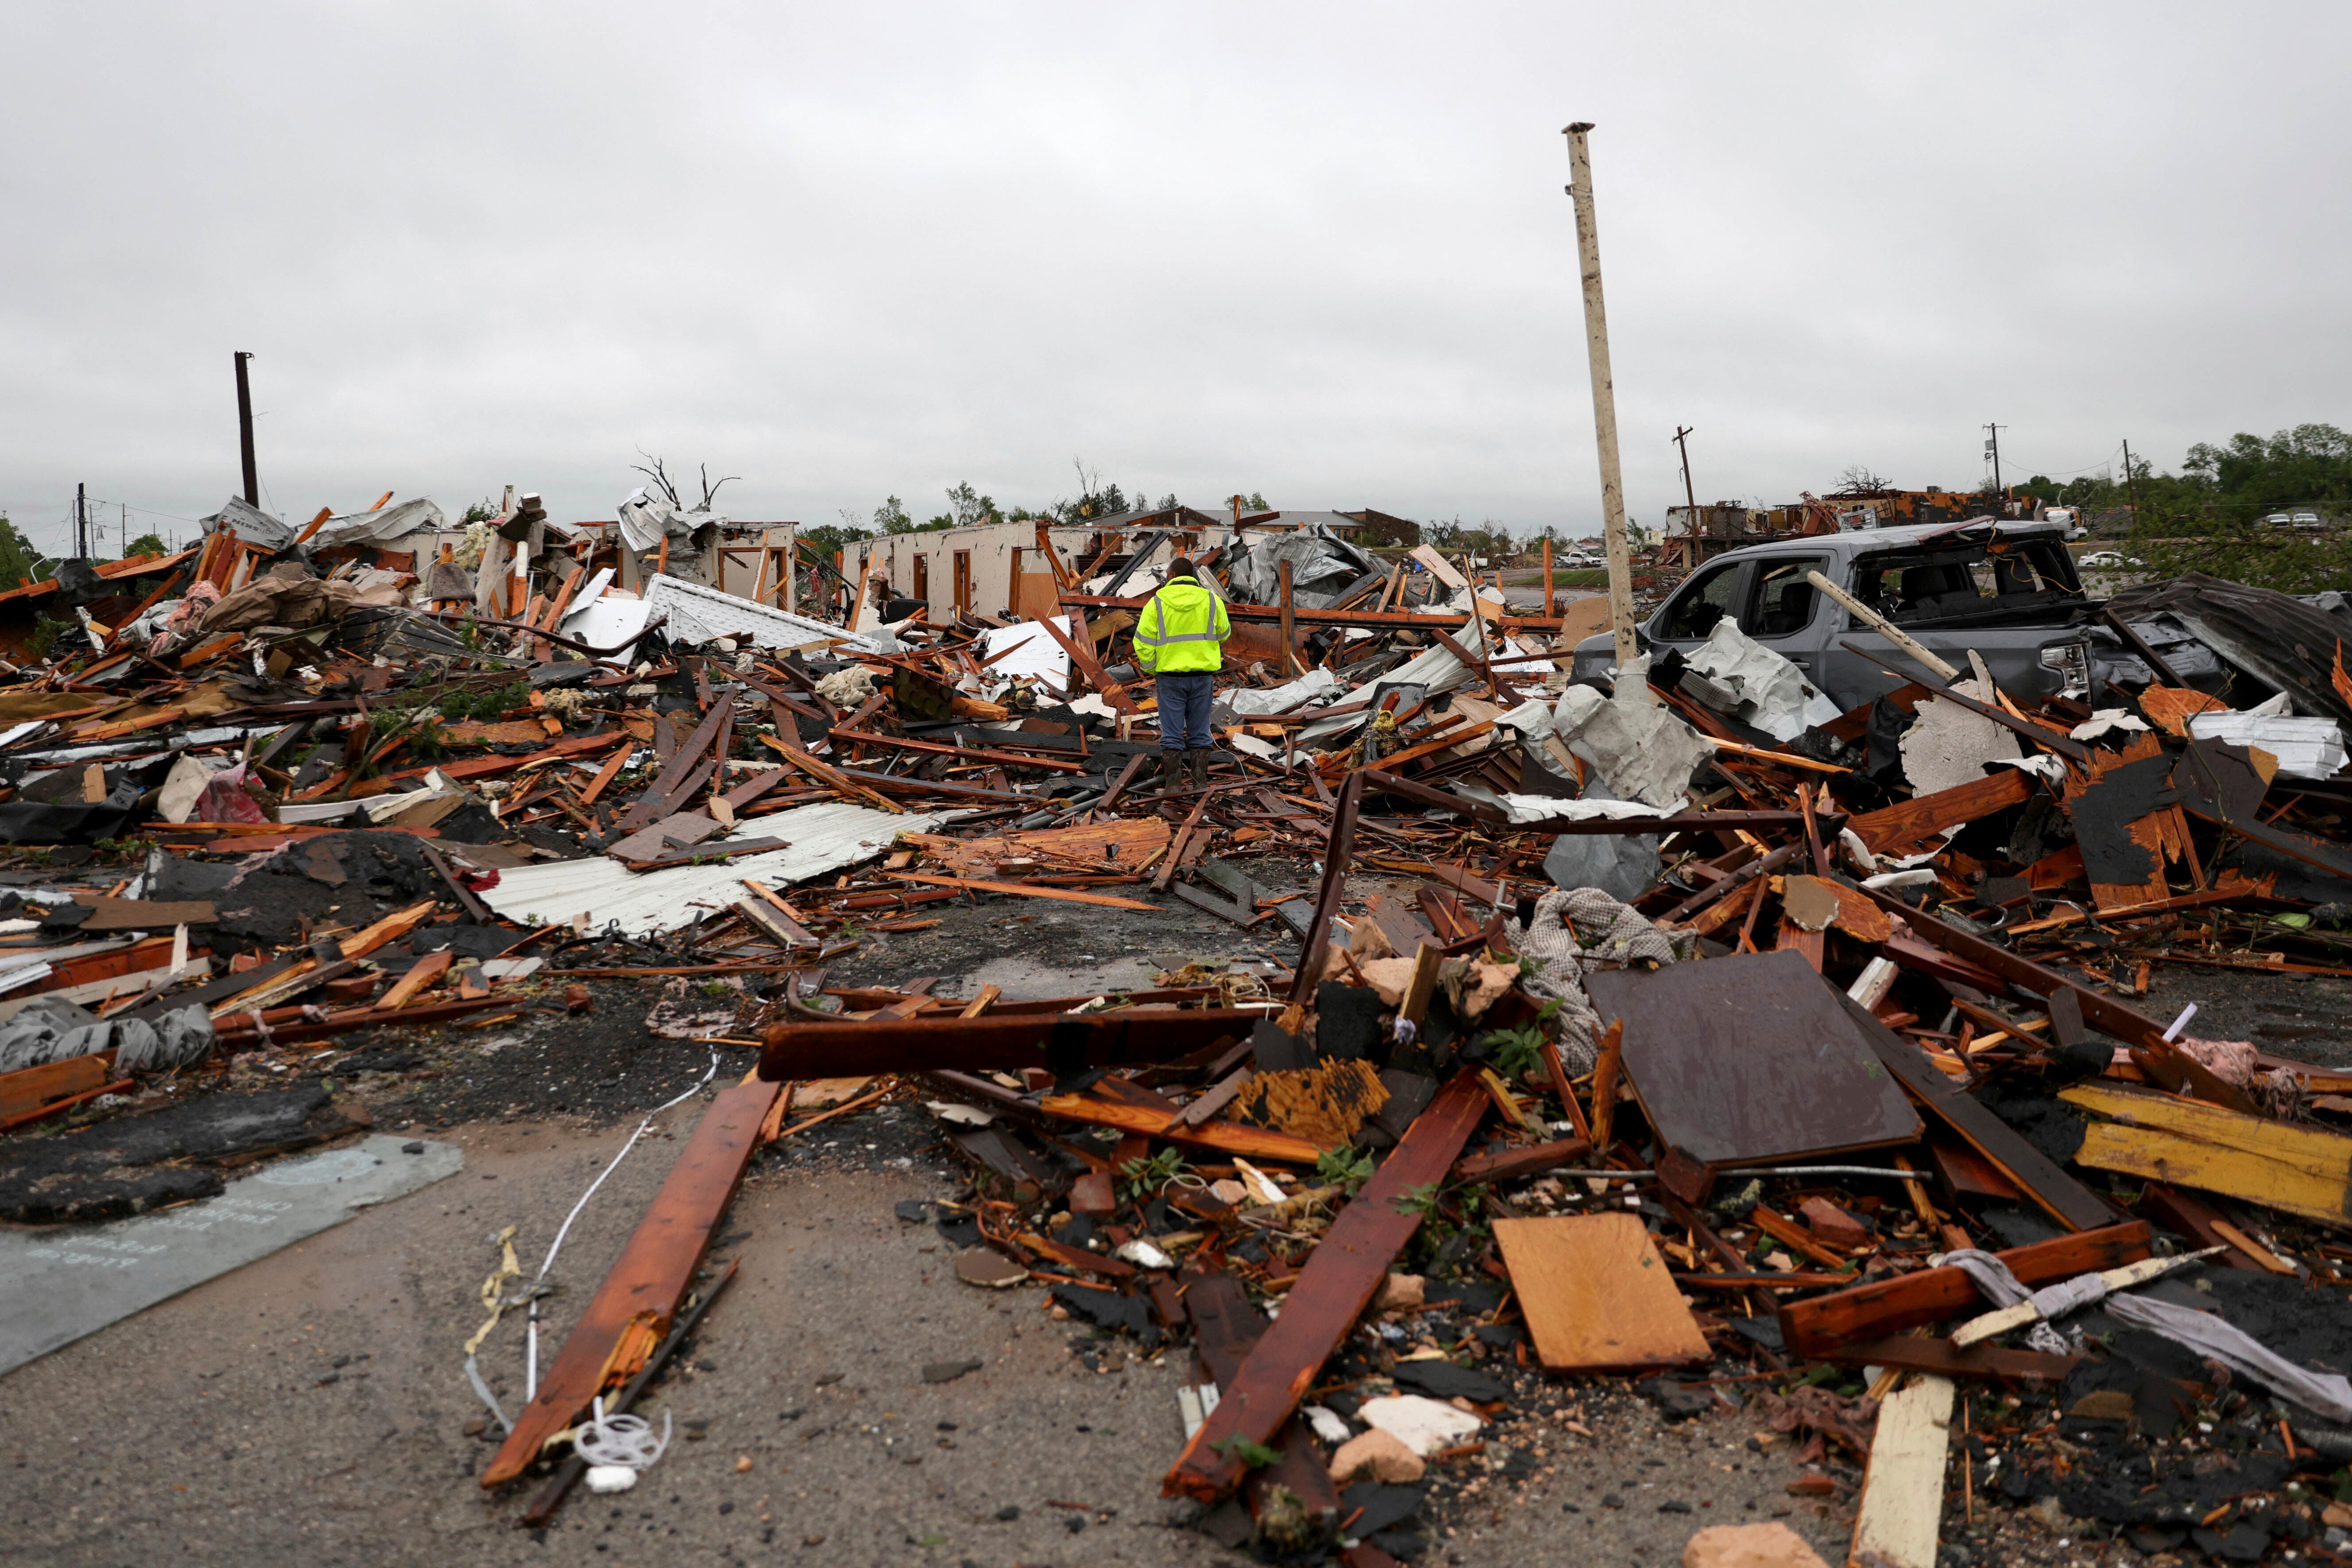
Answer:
1151 751 1181 794
1189 749 1212 790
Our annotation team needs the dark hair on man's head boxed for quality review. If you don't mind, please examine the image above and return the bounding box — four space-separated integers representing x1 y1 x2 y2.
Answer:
1163 557 1198 580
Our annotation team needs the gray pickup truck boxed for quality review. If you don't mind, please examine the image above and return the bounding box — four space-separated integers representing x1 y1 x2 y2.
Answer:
1569 519 2106 713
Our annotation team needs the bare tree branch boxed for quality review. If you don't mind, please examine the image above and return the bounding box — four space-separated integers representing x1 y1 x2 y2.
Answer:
631 451 683 507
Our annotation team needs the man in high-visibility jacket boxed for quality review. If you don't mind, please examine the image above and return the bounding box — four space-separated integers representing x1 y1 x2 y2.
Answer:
1131 557 1230 790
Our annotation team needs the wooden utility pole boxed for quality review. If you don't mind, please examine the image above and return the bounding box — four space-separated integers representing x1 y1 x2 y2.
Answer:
1278 558 1298 676
1563 122 1644 694
1673 425 1699 570
2121 438 2142 521
233 352 258 506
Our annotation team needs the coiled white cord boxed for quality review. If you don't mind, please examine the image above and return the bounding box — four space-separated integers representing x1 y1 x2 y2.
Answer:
575 1395 672 1469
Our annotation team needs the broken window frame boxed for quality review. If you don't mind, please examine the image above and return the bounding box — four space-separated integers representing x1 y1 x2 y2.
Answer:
1845 538 2085 630
1739 553 1830 642
1652 558 1748 643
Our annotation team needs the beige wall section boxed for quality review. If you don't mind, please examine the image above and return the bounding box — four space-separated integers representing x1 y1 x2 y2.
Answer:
850 521 1236 619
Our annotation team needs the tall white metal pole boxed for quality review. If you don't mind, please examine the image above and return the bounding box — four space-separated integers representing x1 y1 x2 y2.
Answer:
1563 121 1645 697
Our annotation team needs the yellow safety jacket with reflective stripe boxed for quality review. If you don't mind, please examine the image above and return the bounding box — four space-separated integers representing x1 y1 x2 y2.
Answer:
1133 580 1230 674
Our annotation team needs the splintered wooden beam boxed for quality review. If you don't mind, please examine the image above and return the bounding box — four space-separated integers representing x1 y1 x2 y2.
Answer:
758 1006 1260 1082
1857 885 2256 1114
1845 991 2113 1232
1287 771 1365 1004
1848 770 2031 854
1849 1374 1956 1568
1163 1069 1488 1502
1182 1271 1342 1541
480 1077 781 1487
1775 1221 2151 1359
882 872 1153 910
2061 1081 2352 1233
1034 1092 1324 1164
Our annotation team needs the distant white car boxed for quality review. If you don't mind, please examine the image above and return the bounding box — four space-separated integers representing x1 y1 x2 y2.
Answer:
2078 550 2143 569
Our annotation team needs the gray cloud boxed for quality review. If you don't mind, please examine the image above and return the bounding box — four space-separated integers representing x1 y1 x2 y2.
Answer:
2 3 2344 555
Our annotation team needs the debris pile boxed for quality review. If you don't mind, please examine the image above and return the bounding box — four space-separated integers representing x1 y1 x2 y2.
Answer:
4 494 2352 1565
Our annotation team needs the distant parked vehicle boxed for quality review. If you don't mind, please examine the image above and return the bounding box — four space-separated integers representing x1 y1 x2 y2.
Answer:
2078 550 2143 569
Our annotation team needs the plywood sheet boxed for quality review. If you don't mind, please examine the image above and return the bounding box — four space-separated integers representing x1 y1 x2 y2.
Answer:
1586 949 1920 1166
1493 1212 1710 1372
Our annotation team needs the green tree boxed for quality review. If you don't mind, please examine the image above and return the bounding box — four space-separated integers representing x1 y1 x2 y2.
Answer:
874 496 912 533
0 516 40 589
2184 423 2352 516
123 533 169 560
924 482 997 531
2121 422 2352 592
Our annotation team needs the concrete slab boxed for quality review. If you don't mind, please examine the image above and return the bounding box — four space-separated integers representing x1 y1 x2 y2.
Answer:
0 1133 462 1374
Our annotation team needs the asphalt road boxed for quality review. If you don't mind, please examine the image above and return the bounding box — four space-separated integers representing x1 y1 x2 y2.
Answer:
0 1092 1852 1568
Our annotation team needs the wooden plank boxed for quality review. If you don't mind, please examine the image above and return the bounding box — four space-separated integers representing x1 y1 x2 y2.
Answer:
1183 1271 1341 1538
753 732 904 813
2137 1184 2281 1273
1848 770 2031 854
375 729 624 787
1816 1336 2077 1382
1848 1374 1954 1568
378 949 454 1009
2062 1081 2352 1173
1493 1212 1711 1373
1857 886 2257 1114
1847 992 2115 1232
0 1053 112 1124
480 1076 782 1486
759 1006 1257 1083
1776 1222 2151 1358
1034 1093 1326 1164
1163 1070 1489 1502
1455 1137 1594 1184
2067 1115 2352 1233
0 1074 134 1131
881 872 1153 911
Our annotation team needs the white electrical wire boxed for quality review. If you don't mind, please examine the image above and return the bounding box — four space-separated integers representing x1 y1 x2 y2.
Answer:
461 1048 721 1426
524 1049 720 1400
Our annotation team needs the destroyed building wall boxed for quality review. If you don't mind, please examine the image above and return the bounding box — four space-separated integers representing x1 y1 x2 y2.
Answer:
850 519 1236 620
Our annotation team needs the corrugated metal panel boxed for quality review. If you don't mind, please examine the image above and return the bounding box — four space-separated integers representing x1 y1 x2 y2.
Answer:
639 574 896 654
481 801 954 935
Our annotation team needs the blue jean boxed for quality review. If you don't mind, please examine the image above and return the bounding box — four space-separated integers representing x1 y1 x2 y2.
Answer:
1155 671 1215 751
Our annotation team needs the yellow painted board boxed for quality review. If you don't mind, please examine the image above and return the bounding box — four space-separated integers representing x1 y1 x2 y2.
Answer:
2061 1083 2352 1181
2073 1122 2352 1232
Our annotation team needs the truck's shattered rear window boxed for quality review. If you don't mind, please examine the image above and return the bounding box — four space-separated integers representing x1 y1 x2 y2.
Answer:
1849 537 2080 625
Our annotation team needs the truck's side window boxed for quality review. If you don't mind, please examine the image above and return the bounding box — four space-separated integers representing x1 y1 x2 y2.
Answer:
1852 556 1972 623
1656 561 1741 641
1743 556 1826 638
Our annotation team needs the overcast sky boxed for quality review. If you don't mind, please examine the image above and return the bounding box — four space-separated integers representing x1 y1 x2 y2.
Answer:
2 3 2344 557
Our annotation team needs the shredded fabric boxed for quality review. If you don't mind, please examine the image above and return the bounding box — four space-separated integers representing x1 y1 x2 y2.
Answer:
1942 1249 2077 1354
1947 1249 2352 1422
1508 887 1693 1071
2102 1293 2352 1425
